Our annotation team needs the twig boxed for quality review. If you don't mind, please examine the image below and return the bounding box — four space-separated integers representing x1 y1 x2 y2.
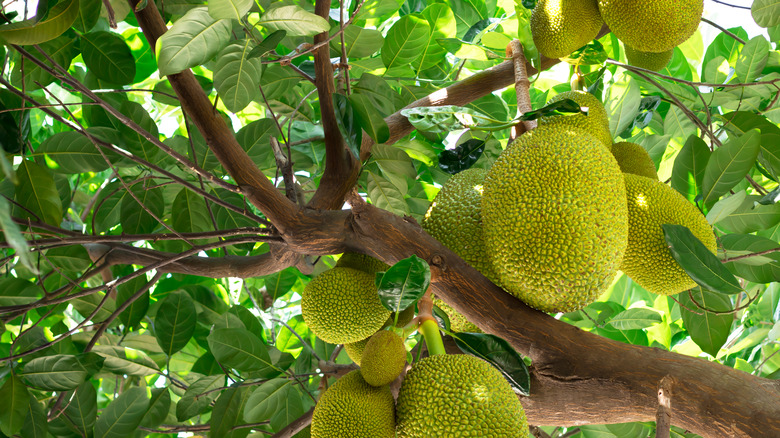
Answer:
271 138 300 204
508 40 536 141
701 17 747 44
270 408 315 438
656 376 674 438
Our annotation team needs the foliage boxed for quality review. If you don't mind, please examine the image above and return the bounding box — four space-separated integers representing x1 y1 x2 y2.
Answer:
0 0 779 437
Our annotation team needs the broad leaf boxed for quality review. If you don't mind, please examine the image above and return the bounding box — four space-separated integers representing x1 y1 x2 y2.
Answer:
375 255 431 313
451 332 530 396
381 14 431 70
81 31 136 85
14 160 62 227
176 375 224 421
671 135 711 202
208 0 252 20
154 290 197 356
94 387 149 438
214 40 262 113
210 386 252 438
0 374 29 437
678 288 733 356
243 378 293 422
21 354 89 391
156 7 232 76
607 308 663 330
0 197 37 273
701 129 761 206
752 0 780 27
0 0 78 45
207 327 272 372
255 5 329 37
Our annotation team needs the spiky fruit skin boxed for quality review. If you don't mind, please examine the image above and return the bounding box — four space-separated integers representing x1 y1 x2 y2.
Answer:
360 330 407 387
311 371 395 438
482 126 628 312
301 268 390 344
385 305 416 328
624 45 673 72
336 252 390 274
344 337 370 365
531 0 604 59
396 355 531 438
621 174 717 295
611 142 659 180
422 168 499 284
539 91 613 150
433 297 481 333
598 0 703 53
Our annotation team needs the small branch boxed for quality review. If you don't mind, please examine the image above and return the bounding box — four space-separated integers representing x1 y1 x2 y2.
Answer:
701 17 747 44
271 137 300 204
721 246 780 263
656 376 674 438
101 0 117 28
508 40 536 140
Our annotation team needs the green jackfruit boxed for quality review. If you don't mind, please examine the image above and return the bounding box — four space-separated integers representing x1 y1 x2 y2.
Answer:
433 297 481 333
531 0 604 59
539 91 613 150
344 337 370 365
423 168 499 283
598 0 703 53
624 45 673 72
360 330 407 387
621 174 717 295
311 370 395 438
611 141 658 180
396 355 530 438
302 267 391 344
336 252 390 274
482 125 628 312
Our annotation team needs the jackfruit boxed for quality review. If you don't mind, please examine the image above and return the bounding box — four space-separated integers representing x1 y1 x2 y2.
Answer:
531 0 604 59
396 354 531 438
611 141 658 180
621 174 717 295
385 305 416 328
539 91 613 150
433 297 481 333
344 337 370 365
598 0 703 53
624 45 673 72
422 168 499 284
311 370 395 438
360 330 407 387
482 125 628 312
336 252 390 274
301 267 391 344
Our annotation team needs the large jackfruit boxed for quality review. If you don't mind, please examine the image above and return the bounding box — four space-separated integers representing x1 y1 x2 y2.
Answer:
531 0 604 59
539 91 613 150
311 370 395 438
611 141 658 180
360 330 407 387
301 267 390 344
344 337 370 365
432 297 481 333
598 0 703 53
624 45 673 72
396 354 530 438
482 125 628 312
621 174 717 295
336 252 390 274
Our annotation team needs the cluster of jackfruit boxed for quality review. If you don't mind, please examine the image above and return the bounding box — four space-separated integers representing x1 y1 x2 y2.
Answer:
530 0 703 71
423 90 717 313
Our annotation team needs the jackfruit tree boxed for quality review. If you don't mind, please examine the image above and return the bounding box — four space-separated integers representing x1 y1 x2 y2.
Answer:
1 0 780 437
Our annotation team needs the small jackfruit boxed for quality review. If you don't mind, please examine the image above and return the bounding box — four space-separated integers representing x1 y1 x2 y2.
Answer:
360 330 407 387
531 0 604 59
301 267 391 344
396 355 531 438
611 141 658 180
336 252 390 274
311 370 395 438
482 125 628 312
433 297 481 333
539 91 613 150
624 45 673 72
621 174 717 295
344 337 370 365
598 0 703 53
385 305 416 328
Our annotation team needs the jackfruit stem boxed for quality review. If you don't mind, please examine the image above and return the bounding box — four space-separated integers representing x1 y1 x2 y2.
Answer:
419 318 446 356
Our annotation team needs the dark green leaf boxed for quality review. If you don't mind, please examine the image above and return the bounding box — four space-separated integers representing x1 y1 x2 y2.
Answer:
663 224 742 295
14 159 62 227
350 93 390 144
0 373 30 437
439 138 485 174
0 197 37 273
21 394 47 438
20 354 88 391
451 332 530 396
210 385 252 438
120 180 164 234
154 290 197 356
176 375 224 421
248 30 287 59
264 268 299 301
81 31 136 85
678 288 733 356
672 135 711 202
94 387 149 438
91 346 160 376
375 255 430 313
116 274 150 329
701 129 761 206
208 327 273 372
243 378 292 422
721 234 780 283
45 245 92 272
61 382 98 437
140 387 171 429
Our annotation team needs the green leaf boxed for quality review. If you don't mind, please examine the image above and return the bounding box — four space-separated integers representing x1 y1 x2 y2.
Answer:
154 290 197 356
401 105 496 133
372 143 417 191
413 4 455 70
706 191 747 225
605 73 641 137
73 0 101 33
717 195 780 234
721 234 780 283
21 394 47 438
171 187 212 234
112 101 160 162
37 128 121 173
671 135 711 202
14 159 62 227
71 292 117 323
214 40 262 113
45 245 92 272
350 93 390 144
255 5 330 37
11 35 76 90
120 181 164 234
269 386 303 432
381 14 431 70
94 387 149 438
736 35 770 83
156 7 232 76
375 255 430 313
236 118 280 171
176 375 224 421
20 354 88 391
208 0 252 20
663 224 742 295
54 382 98 438
366 171 409 216
451 332 530 396
752 0 780 27
243 378 293 422
0 0 78 45
331 25 383 58
140 387 171 429
0 197 37 273
258 64 300 100
81 31 136 85
263 268 298 301
248 30 287 59
663 106 695 141
0 373 30 437
210 386 252 438
607 308 662 330
678 288 733 356
701 129 761 206
207 327 272 372
116 274 150 329
91 345 160 376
